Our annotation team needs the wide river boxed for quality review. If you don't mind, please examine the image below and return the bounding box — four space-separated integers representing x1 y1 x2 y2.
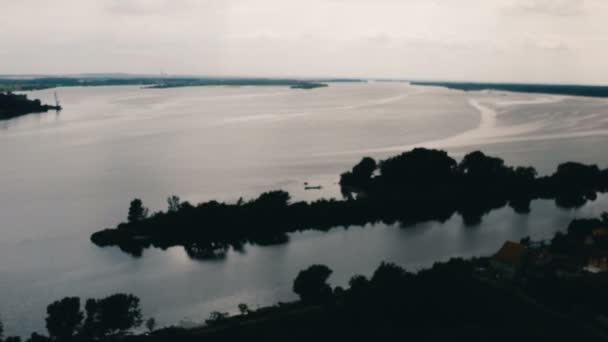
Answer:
2 82 608 336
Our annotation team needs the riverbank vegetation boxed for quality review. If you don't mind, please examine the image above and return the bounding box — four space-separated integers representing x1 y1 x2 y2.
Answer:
0 293 145 342
412 81 608 98
129 221 608 341
0 92 61 120
289 82 328 89
0 76 356 92
91 148 608 258
11 216 608 341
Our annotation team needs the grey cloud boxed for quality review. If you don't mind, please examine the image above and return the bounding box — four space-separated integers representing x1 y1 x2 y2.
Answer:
1 0 607 84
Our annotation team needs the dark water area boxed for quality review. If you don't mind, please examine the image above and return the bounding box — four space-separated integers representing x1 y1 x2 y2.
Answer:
2 83 608 336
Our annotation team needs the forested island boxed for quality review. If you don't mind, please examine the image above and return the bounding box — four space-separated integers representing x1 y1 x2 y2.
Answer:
0 76 358 92
412 81 608 98
0 92 61 120
91 148 608 258
11 215 608 341
290 82 328 90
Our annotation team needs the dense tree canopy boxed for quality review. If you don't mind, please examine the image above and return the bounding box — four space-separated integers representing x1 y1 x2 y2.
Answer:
340 156 377 193
293 265 333 303
378 148 457 187
45 297 83 340
0 92 61 120
127 199 149 223
83 294 143 337
91 148 608 259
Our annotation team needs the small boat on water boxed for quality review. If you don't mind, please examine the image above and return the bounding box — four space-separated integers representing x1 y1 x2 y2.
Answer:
304 182 323 190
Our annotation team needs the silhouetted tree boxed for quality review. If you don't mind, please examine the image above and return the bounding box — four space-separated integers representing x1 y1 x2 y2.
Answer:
82 299 101 338
379 148 457 188
4 337 20 342
340 156 377 191
352 157 377 179
458 151 508 180
253 191 290 209
602 212 608 224
371 262 409 290
127 199 148 223
82 294 142 337
25 333 50 342
514 166 537 182
293 265 333 303
554 162 602 187
348 275 369 291
549 231 578 254
45 297 83 340
238 304 250 315
0 317 3 341
347 274 370 301
167 196 181 212
145 318 156 333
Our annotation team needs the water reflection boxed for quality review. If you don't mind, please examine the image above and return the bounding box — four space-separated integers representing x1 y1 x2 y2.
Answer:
0 109 60 130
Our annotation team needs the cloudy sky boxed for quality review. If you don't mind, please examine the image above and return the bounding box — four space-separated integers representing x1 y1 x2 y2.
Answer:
1 0 607 83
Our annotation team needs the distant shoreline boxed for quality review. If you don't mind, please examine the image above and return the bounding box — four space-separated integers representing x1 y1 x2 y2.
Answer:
412 81 608 98
0 77 362 92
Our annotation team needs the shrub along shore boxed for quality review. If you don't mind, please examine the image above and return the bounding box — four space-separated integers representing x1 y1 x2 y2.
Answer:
10 215 608 341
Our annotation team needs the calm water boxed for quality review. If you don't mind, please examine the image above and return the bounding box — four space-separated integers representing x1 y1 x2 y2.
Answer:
2 82 608 336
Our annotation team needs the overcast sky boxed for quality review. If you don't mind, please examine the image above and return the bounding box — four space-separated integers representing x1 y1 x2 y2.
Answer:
2 0 608 84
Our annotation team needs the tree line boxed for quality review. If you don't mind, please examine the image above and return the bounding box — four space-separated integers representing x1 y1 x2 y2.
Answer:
91 148 608 258
0 92 60 120
0 294 150 342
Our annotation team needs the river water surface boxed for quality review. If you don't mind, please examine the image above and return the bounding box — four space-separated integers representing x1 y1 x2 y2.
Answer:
2 82 608 336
